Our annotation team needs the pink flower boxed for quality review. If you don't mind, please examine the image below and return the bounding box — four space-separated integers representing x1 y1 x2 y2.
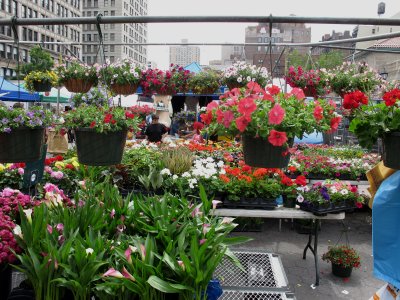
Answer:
246 82 262 94
199 239 207 245
212 200 222 210
110 209 115 219
47 224 53 234
235 116 250 132
216 109 224 124
1 188 16 197
178 260 185 270
121 267 135 281
17 168 24 175
355 202 363 209
56 223 64 234
221 217 235 224
289 88 305 100
313 105 323 121
238 97 257 116
103 268 124 278
268 104 285 125
222 111 234 128
125 246 135 264
50 171 64 180
206 101 219 111
140 244 146 260
203 223 211 234
268 130 288 147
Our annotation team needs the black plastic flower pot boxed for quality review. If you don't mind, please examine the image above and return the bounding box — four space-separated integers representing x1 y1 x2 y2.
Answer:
382 132 400 169
0 127 45 163
74 128 127 166
32 81 52 92
332 263 353 278
0 265 12 300
242 135 293 168
282 195 296 208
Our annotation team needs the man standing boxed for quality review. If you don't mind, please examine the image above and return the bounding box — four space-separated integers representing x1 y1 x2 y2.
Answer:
145 114 167 143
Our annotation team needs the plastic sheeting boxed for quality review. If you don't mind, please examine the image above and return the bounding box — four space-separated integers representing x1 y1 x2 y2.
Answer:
373 170 400 288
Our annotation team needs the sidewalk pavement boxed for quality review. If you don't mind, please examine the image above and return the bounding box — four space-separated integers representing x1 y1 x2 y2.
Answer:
231 211 383 300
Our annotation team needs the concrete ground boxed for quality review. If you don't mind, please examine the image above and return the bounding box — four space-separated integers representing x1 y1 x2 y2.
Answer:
231 210 383 300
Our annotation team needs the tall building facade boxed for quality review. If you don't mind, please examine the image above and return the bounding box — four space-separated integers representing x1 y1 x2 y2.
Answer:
245 22 311 76
169 39 200 67
0 0 82 77
311 30 353 57
81 0 148 66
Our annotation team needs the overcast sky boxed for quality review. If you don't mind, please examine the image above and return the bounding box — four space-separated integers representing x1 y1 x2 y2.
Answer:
146 0 400 69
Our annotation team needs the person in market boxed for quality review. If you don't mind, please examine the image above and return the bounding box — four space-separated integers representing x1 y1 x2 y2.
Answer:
145 114 168 143
181 121 205 143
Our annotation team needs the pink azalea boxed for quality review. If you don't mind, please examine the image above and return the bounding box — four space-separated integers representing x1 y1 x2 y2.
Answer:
103 268 124 278
268 104 285 125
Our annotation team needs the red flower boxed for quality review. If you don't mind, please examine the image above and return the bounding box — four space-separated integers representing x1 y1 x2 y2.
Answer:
268 104 285 125
246 82 262 94
295 175 307 186
111 119 116 125
268 130 288 146
382 89 400 106
328 116 342 133
216 109 224 124
281 175 293 186
267 85 280 95
104 113 113 124
253 168 268 178
90 121 96 128
261 90 275 101
200 111 213 125
355 202 363 209
242 165 252 173
288 88 305 100
238 97 257 117
288 166 297 172
235 116 250 132
343 90 368 109
223 111 234 128
65 164 74 170
219 174 230 183
125 111 135 119
313 105 323 121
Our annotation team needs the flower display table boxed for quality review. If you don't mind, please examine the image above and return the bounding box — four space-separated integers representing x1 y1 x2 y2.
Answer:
213 207 345 286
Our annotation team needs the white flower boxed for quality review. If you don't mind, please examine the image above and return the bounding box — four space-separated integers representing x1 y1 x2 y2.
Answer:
160 168 171 176
172 174 179 180
246 76 251 82
330 187 338 194
86 248 94 255
237 77 242 83
340 189 349 195
23 208 33 223
13 225 22 237
182 172 191 178
217 160 224 168
297 195 304 203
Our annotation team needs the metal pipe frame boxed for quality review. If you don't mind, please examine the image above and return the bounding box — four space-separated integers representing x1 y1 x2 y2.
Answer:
1 15 400 26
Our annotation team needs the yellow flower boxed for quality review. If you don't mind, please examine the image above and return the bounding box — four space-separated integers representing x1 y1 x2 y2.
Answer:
0 164 4 172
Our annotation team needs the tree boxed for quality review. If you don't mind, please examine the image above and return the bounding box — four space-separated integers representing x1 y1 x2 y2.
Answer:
20 46 54 75
316 51 344 69
286 49 308 70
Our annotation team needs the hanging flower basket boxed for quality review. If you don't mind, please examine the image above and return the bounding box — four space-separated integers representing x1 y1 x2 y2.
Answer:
382 132 400 169
32 81 52 92
0 127 45 163
110 83 139 96
242 135 292 168
74 128 127 166
64 78 94 93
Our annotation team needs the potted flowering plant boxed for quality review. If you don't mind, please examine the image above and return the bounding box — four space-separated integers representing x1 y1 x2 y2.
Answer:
63 92 140 165
201 82 341 168
327 62 383 97
222 61 269 89
322 245 361 277
348 89 400 168
101 58 143 95
169 64 193 94
55 57 98 93
24 70 58 92
297 179 364 215
285 66 330 98
280 174 307 208
0 106 53 162
189 69 221 94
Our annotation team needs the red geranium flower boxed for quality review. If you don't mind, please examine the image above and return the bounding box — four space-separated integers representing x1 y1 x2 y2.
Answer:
382 88 400 107
281 175 293 186
125 111 135 119
104 113 113 124
268 130 288 146
268 103 285 125
295 175 307 186
313 105 323 121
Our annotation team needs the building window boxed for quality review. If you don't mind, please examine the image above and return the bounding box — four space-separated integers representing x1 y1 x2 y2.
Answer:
111 10 115 16
110 33 115 41
104 0 108 5
110 56 115 63
110 45 114 52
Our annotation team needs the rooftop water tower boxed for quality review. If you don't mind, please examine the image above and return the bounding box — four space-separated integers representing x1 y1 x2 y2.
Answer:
378 2 386 16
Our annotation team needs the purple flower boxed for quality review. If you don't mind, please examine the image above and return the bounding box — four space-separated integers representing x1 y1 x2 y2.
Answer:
13 116 23 123
26 111 34 118
3 128 11 133
1 118 9 124
320 187 330 201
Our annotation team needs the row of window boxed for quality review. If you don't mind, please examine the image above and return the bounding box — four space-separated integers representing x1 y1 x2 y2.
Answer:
0 0 81 17
0 44 28 62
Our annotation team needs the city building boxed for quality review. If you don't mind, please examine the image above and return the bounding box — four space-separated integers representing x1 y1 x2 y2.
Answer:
0 0 82 77
146 60 157 69
169 39 200 67
245 21 311 76
311 30 354 57
221 44 246 65
81 0 148 66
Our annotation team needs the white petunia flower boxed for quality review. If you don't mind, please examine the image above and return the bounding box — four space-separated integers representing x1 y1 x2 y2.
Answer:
160 168 171 176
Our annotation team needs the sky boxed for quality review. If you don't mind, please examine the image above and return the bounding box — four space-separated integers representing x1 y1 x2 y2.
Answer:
146 0 400 69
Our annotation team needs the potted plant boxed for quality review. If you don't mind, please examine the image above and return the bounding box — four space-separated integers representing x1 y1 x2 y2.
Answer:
24 70 58 92
280 174 307 208
222 61 269 89
326 62 383 97
0 106 53 162
189 70 221 94
63 94 140 166
55 57 98 93
297 179 364 215
101 58 143 95
169 64 193 94
202 82 341 168
348 89 400 169
322 245 361 277
21 46 56 92
285 66 330 98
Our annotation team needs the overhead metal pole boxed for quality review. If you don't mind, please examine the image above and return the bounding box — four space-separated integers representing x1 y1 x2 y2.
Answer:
1 15 400 26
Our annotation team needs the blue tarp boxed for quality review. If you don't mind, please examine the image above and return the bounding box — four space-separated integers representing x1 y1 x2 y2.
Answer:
295 131 324 144
373 170 400 288
0 77 40 102
184 62 202 74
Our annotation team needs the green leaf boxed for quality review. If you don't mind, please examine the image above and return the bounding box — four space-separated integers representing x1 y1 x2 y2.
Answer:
147 275 189 293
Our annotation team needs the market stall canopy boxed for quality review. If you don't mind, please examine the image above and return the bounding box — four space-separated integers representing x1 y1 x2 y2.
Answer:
184 62 202 74
39 87 71 104
0 77 40 102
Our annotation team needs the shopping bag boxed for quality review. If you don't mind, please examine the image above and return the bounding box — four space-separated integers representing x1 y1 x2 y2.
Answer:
47 130 68 154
